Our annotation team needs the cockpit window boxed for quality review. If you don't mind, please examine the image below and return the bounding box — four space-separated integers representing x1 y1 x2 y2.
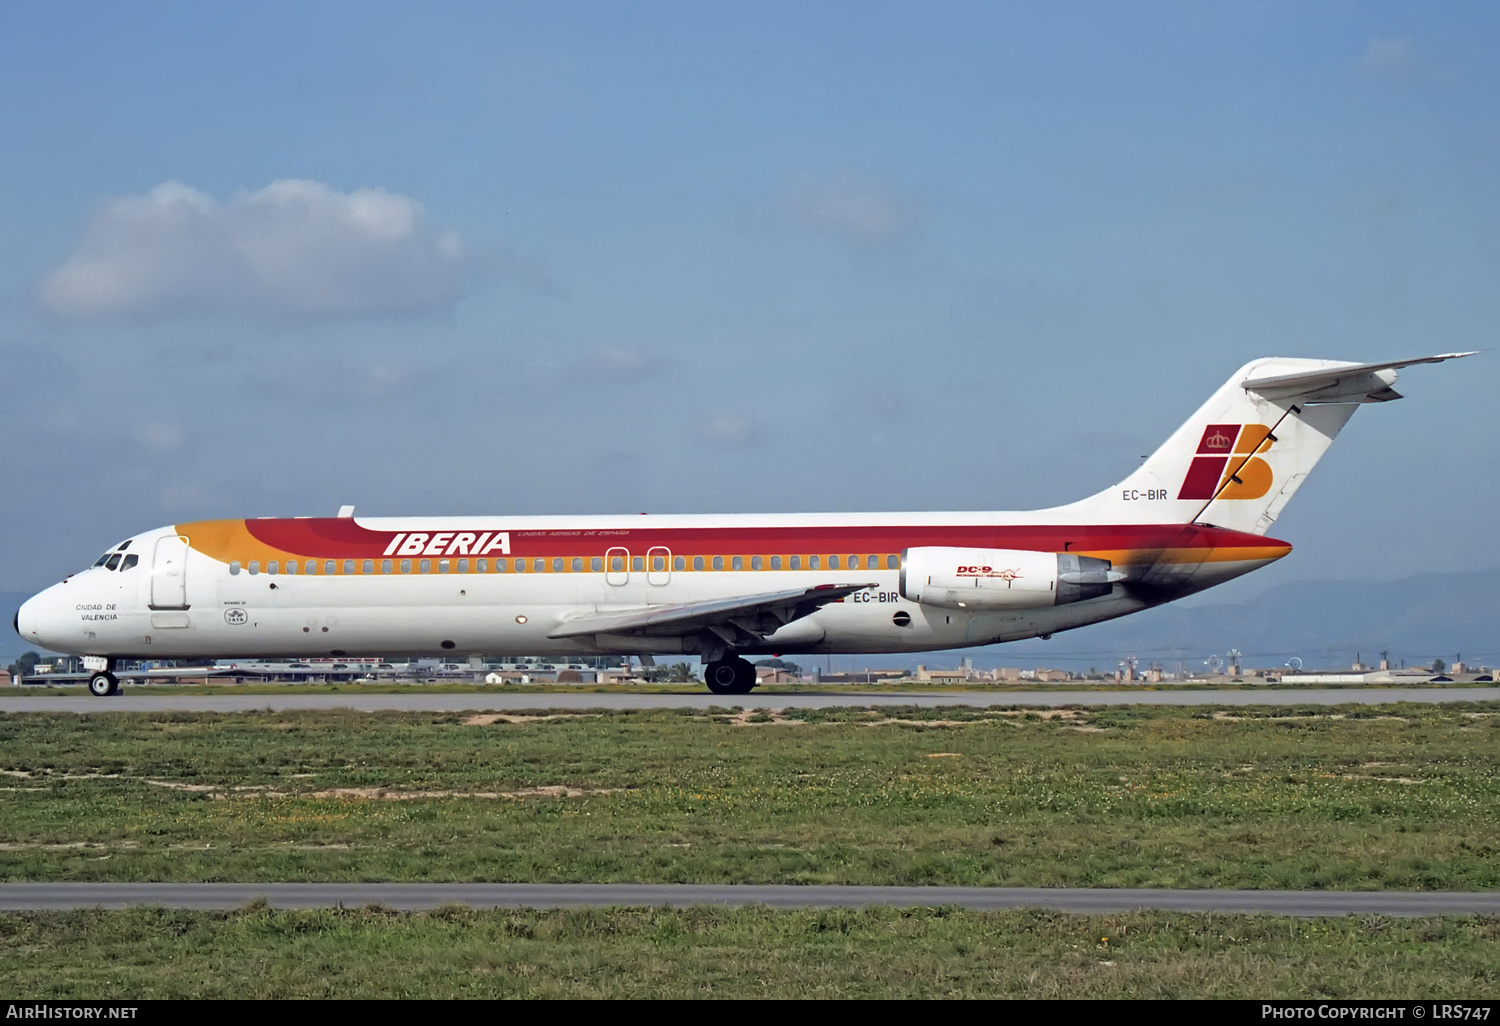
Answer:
105 554 122 571
117 540 131 552
93 553 111 568
120 554 139 571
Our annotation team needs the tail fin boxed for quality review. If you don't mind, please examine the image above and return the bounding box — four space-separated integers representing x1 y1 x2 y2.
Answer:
1061 353 1475 535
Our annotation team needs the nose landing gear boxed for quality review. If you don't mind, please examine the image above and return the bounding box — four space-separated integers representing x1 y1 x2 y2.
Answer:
703 656 757 695
87 672 120 697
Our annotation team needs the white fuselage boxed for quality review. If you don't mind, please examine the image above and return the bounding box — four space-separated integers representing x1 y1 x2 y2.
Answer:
17 511 1284 662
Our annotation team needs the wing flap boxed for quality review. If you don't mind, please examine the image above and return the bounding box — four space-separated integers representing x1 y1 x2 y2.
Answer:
546 583 877 641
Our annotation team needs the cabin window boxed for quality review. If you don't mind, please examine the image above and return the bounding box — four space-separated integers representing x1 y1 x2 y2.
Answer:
459 559 469 573
829 555 840 569
534 558 545 572
887 554 899 569
674 555 685 571
357 560 369 574
439 559 450 573
652 555 665 572
770 556 781 570
712 556 724 571
325 561 336 575
866 555 878 570
267 561 278 575
514 559 525 573
249 560 260 575
632 556 644 572
593 556 604 572
693 556 704 571
306 561 316 575
496 559 508 572
790 556 801 570
848 555 859 570
343 560 355 575
751 556 762 570
229 561 241 575
286 561 297 575
610 555 624 572
420 559 431 574
553 558 564 572
731 556 743 570
572 557 583 572
382 559 393 574
121 554 139 571
477 559 488 573
105 553 122 571
401 559 412 574
807 555 818 569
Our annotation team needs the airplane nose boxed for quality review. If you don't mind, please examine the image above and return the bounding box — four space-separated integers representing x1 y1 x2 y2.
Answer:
15 594 41 642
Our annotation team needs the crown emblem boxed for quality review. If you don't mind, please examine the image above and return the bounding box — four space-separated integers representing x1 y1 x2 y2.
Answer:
1204 430 1232 450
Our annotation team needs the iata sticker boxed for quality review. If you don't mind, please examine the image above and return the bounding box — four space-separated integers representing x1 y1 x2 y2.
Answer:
224 609 248 625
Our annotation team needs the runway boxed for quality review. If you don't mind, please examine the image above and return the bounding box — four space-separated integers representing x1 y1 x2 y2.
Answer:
2 883 1496 916
0 687 1495 713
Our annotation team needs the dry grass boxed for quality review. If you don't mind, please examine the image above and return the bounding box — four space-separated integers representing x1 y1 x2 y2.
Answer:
1 905 1496 998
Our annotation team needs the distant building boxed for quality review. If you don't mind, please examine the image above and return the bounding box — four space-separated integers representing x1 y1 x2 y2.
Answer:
915 665 970 683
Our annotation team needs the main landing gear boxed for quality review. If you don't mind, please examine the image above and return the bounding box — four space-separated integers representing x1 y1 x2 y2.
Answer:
703 656 757 696
88 672 120 697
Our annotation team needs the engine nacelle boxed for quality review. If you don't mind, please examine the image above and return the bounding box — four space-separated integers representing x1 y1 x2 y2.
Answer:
899 547 1122 611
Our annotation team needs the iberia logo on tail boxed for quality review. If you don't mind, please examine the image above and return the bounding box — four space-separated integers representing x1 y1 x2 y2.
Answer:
1177 424 1275 500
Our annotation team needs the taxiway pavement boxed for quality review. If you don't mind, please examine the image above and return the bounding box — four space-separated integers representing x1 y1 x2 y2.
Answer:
0 687 1495 713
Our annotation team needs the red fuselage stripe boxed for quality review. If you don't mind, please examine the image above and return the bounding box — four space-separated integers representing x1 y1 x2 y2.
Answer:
241 518 1286 559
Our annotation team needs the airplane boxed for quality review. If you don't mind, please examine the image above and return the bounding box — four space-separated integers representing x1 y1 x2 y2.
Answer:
15 352 1475 697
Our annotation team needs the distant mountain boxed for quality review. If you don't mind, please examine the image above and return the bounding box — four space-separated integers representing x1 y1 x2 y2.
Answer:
993 569 1500 671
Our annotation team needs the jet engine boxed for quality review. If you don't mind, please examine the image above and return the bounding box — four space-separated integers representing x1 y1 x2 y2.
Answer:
899 547 1123 611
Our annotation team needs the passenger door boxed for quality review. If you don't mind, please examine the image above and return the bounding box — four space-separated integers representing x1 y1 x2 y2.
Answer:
150 534 190 610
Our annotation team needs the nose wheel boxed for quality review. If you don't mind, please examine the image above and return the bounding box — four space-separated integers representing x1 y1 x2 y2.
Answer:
88 672 120 697
703 656 757 695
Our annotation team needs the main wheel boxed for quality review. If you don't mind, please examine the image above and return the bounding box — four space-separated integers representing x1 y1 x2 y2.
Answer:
704 657 757 695
87 672 120 697
704 660 740 695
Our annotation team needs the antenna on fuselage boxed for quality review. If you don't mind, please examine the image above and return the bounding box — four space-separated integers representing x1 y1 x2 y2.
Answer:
338 505 355 518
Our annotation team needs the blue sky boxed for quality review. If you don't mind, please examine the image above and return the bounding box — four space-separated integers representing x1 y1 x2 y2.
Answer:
1 2 1496 596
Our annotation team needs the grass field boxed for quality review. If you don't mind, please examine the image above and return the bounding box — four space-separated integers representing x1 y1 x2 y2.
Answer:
3 905 1497 998
1 702 1497 889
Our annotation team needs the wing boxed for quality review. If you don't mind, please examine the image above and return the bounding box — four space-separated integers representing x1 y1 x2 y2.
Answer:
546 582 877 652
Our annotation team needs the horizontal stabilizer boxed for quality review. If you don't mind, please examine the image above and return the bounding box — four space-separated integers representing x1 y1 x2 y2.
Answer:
547 582 877 641
1242 352 1477 403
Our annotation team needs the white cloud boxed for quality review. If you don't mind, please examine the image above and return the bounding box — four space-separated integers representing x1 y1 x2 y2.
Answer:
771 173 916 246
572 346 668 380
133 422 184 452
40 180 467 320
696 414 759 446
1360 36 1415 76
